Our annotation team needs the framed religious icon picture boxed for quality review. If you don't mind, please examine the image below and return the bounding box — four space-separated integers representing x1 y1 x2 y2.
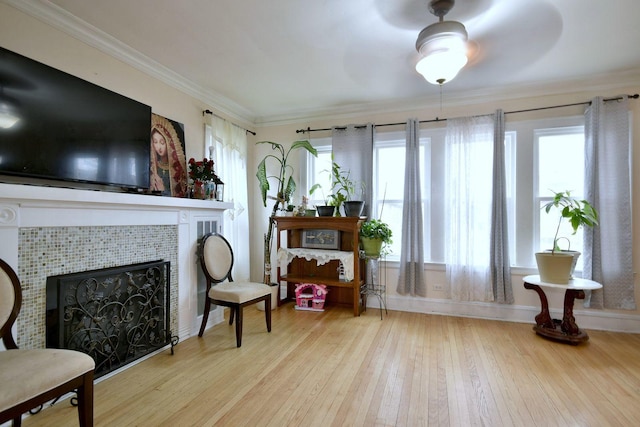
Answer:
150 113 188 197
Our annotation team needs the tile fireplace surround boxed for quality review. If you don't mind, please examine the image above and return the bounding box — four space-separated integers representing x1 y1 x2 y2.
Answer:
0 182 231 351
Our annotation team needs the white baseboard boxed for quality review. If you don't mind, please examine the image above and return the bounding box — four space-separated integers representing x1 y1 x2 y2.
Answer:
184 306 225 339
380 295 640 333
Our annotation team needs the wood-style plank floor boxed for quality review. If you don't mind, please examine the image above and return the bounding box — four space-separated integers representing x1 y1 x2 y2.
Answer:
23 303 640 426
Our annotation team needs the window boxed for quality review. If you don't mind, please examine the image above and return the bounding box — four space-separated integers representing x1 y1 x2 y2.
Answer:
372 132 429 260
305 142 333 206
535 126 586 268
301 116 585 269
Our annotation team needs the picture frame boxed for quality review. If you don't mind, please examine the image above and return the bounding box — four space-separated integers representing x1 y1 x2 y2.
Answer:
150 113 188 198
301 229 340 250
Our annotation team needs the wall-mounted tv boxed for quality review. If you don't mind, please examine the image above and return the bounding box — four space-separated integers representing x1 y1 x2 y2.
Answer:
0 46 151 190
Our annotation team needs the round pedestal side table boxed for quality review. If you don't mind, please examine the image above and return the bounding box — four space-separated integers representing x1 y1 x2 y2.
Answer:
523 274 602 344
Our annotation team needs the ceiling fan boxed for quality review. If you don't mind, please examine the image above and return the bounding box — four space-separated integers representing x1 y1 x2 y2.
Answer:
414 0 469 85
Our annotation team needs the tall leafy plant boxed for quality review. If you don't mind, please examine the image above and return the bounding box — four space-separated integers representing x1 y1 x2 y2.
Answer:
542 190 599 253
328 158 364 215
256 140 317 283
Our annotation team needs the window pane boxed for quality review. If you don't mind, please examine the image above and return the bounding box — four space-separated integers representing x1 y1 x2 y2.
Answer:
376 145 405 199
538 132 584 195
308 148 333 205
378 202 404 258
536 128 585 270
373 135 429 261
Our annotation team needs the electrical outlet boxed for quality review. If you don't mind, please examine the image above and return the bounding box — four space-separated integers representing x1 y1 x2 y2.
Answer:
433 283 444 291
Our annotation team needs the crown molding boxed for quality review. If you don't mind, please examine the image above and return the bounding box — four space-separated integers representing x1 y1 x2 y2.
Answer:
255 69 640 127
5 0 258 125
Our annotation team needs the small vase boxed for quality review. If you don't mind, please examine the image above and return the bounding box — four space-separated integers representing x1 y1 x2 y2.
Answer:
193 181 206 199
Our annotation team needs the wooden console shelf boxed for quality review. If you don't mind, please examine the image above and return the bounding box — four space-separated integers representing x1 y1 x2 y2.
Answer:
274 216 365 316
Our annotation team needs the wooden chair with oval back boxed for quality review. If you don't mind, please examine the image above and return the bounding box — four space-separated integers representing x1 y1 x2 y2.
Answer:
197 233 272 347
0 258 95 427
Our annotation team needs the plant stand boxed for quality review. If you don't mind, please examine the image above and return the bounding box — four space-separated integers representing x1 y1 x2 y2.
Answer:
523 275 602 344
360 255 387 319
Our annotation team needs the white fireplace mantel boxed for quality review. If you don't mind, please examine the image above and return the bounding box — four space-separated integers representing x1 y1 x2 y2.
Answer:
0 182 232 341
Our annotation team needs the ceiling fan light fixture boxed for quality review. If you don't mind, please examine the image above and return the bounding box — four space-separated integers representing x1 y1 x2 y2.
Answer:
415 19 468 85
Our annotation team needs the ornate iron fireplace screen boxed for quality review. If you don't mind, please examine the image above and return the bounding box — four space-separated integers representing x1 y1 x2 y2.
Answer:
46 260 171 378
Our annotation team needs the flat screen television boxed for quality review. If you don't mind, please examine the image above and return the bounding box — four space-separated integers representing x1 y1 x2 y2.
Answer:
0 46 151 190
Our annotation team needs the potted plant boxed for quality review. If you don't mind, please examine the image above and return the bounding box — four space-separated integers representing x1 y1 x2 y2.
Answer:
535 190 599 284
309 183 335 216
359 218 393 257
188 157 219 199
285 204 295 216
329 159 365 217
256 140 317 287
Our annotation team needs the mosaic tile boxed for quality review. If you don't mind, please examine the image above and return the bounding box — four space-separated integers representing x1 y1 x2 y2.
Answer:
17 225 178 349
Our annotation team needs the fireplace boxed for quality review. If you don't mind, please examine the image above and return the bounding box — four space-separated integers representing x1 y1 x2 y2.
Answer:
46 260 171 378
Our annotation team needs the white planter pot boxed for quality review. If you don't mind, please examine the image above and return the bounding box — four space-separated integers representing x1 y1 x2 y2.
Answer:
535 252 577 284
257 285 279 311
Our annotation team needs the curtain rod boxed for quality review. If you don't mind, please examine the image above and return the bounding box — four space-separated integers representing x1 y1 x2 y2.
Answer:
203 110 257 136
295 94 639 134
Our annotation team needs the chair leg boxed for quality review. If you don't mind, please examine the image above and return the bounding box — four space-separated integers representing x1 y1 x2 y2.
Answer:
235 306 243 347
265 296 272 332
77 372 94 427
13 415 21 426
198 297 211 337
229 307 235 325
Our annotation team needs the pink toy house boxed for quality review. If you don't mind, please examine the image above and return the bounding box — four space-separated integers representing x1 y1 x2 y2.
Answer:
294 283 328 311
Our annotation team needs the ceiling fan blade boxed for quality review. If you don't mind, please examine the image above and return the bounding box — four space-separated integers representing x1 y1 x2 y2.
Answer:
465 1 562 79
374 0 496 30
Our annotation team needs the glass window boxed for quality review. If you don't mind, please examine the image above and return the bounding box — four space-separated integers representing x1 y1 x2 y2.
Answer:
535 126 585 267
300 118 585 270
372 133 429 261
306 144 333 205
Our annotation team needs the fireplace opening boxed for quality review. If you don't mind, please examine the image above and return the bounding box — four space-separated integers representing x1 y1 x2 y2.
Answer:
46 260 171 378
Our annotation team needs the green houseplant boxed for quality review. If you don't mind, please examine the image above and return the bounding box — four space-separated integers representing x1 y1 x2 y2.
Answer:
309 183 335 216
359 219 393 257
329 159 365 217
536 190 599 283
256 140 317 285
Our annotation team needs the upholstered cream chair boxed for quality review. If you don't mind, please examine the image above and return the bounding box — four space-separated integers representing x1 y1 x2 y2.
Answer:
198 233 272 347
0 258 95 427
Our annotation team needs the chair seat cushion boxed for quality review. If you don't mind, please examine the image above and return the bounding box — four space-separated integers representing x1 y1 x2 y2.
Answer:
0 348 95 413
209 281 272 304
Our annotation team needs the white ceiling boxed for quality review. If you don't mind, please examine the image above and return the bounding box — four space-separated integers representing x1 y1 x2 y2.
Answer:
16 0 640 125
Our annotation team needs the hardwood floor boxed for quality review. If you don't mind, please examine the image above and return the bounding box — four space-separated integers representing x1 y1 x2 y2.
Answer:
23 303 640 426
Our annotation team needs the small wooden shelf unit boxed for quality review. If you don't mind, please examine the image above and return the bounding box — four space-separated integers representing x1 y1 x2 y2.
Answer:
274 216 365 316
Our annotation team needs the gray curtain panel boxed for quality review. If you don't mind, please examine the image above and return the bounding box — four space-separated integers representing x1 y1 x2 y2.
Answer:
396 118 426 297
490 109 513 304
583 96 635 309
